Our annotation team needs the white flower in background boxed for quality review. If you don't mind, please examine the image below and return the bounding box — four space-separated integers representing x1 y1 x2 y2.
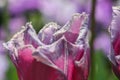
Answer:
0 0 7 8
0 55 8 80
40 0 77 24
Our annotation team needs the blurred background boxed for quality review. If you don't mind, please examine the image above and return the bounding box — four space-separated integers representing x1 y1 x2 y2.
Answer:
0 0 120 80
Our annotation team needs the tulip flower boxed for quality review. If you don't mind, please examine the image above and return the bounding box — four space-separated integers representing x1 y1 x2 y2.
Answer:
3 13 90 80
109 6 120 79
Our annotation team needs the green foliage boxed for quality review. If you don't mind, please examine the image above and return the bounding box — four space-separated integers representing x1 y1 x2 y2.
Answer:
25 11 44 33
6 57 18 80
89 51 118 80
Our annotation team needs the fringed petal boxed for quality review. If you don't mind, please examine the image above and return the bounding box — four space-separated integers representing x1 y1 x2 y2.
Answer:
54 12 89 43
38 22 61 44
16 45 66 80
33 32 89 80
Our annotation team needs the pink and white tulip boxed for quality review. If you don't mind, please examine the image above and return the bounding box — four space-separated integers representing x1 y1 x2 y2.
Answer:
3 13 90 80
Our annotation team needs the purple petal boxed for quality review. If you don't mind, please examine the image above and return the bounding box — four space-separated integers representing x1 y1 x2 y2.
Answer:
24 23 44 48
38 22 60 44
3 22 44 58
54 13 89 43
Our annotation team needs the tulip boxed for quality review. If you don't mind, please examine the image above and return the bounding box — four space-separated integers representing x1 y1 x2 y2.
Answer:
3 13 90 80
109 6 120 79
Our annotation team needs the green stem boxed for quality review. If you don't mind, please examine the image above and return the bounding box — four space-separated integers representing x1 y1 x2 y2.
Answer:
90 0 97 80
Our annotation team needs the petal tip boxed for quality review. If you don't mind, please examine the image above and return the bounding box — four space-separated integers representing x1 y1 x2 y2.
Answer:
43 22 61 30
72 12 89 20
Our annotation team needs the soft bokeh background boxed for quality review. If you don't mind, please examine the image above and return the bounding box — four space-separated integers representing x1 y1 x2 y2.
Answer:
0 0 119 80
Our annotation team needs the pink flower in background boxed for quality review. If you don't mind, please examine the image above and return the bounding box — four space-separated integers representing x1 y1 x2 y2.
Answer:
0 54 8 80
95 0 112 27
8 16 26 35
94 33 111 55
8 0 40 15
109 6 120 79
7 0 112 28
0 27 6 40
40 0 112 27
3 13 90 80
40 0 77 24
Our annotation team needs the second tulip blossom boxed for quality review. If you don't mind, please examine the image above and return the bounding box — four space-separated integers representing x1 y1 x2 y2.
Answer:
109 6 120 79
